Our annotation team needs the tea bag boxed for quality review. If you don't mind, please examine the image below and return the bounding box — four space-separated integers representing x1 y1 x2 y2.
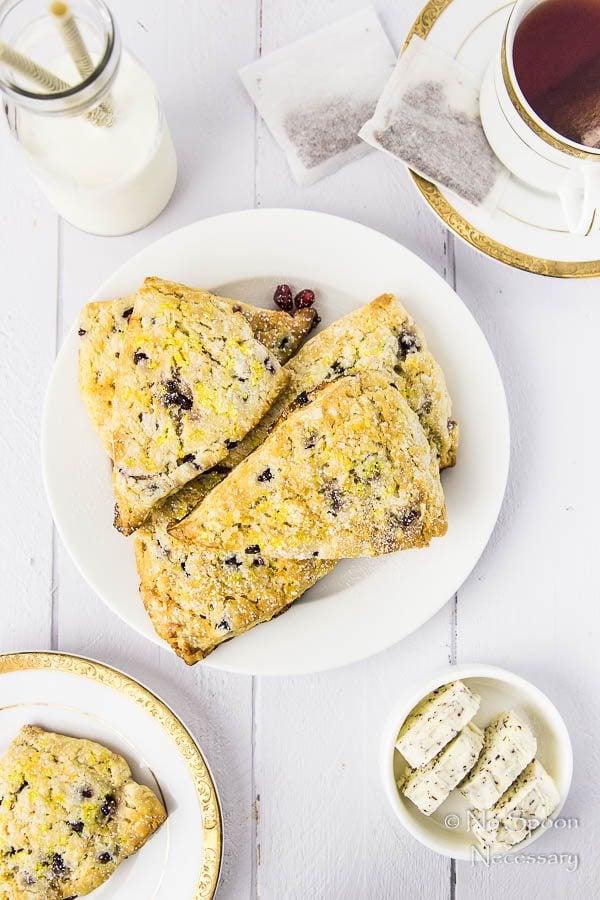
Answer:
360 36 508 209
240 8 397 186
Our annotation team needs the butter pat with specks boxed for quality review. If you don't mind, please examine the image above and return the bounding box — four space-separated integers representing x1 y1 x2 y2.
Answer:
459 711 537 810
396 681 481 769
400 722 484 815
471 760 560 852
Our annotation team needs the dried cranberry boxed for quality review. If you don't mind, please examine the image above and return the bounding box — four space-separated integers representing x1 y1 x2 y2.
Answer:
294 289 315 309
400 509 420 528
52 853 67 875
100 795 117 817
273 284 294 312
398 329 421 360
162 378 193 411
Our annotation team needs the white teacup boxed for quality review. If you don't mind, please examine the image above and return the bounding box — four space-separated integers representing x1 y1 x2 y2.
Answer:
480 0 600 235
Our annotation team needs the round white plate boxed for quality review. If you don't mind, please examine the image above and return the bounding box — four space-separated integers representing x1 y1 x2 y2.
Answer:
0 652 221 899
406 0 600 276
381 663 573 860
42 208 509 676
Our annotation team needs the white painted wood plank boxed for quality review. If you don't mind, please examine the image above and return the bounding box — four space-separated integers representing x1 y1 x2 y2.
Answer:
0 134 56 653
253 3 453 898
451 251 599 897
50 2 261 896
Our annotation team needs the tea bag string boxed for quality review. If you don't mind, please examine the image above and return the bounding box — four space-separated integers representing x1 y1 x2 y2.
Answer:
50 1 113 126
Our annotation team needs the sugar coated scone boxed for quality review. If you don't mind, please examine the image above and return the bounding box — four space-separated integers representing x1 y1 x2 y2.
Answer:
134 472 335 664
0 725 166 899
111 277 288 534
399 722 484 815
471 760 560 852
223 292 459 472
78 294 137 454
141 278 317 366
396 681 481 768
173 372 447 559
78 278 314 456
459 711 537 810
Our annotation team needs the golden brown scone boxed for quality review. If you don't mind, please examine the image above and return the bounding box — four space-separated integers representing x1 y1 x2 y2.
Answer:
222 292 459 472
134 471 335 663
174 372 447 559
0 725 166 899
111 278 288 534
78 295 136 455
78 279 315 456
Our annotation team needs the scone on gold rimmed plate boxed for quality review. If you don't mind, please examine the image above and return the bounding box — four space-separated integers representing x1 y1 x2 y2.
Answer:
42 208 509 676
0 652 221 898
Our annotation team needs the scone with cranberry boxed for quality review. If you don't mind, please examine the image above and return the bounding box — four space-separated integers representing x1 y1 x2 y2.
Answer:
134 469 335 664
0 725 166 898
110 277 288 534
78 278 315 456
223 292 459 472
174 372 447 559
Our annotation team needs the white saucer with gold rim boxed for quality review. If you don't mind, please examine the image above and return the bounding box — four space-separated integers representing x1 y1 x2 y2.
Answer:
405 0 600 277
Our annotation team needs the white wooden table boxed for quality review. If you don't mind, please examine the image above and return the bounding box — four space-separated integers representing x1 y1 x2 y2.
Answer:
1 1 598 897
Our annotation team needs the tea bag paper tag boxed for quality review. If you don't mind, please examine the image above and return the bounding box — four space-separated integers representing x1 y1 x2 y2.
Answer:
240 8 397 186
359 36 509 210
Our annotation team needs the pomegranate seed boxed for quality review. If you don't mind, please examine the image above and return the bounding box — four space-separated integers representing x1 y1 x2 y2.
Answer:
273 284 293 312
294 289 315 309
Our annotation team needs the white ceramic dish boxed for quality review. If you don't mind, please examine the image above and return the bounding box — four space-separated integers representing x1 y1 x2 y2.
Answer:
406 0 600 276
42 208 509 676
381 663 573 860
0 652 221 898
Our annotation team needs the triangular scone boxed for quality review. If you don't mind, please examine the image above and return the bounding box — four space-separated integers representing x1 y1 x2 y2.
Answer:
223 293 458 473
174 372 447 558
141 278 317 366
78 295 137 454
134 472 335 664
0 725 166 899
111 279 288 534
78 281 315 455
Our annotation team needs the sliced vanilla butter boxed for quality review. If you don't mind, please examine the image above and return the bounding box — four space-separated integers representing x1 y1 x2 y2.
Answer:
396 680 481 768
459 710 537 809
400 722 484 815
470 759 560 852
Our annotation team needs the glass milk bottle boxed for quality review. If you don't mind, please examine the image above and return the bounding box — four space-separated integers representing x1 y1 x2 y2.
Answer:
0 0 177 235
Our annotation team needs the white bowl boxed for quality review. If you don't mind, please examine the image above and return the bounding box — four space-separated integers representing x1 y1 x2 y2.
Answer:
381 663 573 861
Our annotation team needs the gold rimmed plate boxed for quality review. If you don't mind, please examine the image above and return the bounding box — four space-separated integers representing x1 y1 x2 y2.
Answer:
405 0 600 277
0 652 222 898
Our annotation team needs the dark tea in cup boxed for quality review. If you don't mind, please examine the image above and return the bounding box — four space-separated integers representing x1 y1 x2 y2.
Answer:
512 0 600 148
